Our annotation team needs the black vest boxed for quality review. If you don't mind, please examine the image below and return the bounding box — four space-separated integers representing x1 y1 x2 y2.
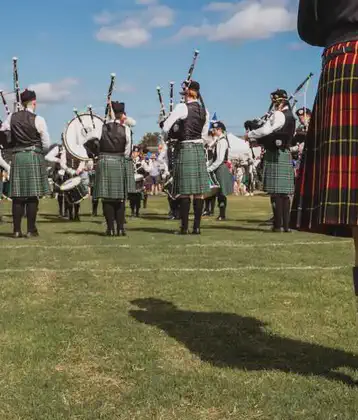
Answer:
10 110 42 148
258 109 296 151
213 136 229 163
100 122 127 154
178 102 206 142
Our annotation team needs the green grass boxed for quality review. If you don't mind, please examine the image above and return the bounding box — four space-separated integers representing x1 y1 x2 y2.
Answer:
0 195 357 420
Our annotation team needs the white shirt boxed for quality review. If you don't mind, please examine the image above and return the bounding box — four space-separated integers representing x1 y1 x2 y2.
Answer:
0 150 10 172
162 100 210 144
0 107 51 150
207 135 229 172
247 109 286 140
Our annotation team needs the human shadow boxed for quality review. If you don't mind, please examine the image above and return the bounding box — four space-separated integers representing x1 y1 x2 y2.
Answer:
129 298 358 386
57 230 105 236
208 225 268 233
129 227 174 234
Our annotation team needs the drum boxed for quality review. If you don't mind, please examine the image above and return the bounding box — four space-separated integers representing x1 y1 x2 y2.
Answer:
134 173 144 193
63 113 104 161
60 176 89 204
208 171 220 193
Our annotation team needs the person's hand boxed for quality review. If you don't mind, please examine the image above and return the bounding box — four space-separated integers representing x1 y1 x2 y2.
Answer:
244 132 249 142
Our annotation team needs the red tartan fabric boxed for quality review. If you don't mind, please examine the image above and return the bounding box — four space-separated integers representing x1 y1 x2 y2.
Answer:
291 41 358 237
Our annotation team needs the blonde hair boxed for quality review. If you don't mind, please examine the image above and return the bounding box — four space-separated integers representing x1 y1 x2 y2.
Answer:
187 89 198 99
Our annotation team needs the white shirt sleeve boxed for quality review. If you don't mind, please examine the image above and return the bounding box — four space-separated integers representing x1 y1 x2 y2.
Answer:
45 145 60 163
201 109 210 144
0 150 10 172
125 126 132 158
125 116 136 127
35 115 51 150
248 111 286 139
162 103 188 133
208 138 227 172
0 114 11 131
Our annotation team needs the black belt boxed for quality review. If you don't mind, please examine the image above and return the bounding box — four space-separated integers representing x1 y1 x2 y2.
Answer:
322 45 356 68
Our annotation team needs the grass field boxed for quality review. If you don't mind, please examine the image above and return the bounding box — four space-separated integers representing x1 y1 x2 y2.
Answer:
0 194 357 420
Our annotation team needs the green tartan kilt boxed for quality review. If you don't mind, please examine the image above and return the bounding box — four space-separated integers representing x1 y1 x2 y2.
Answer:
214 163 233 196
263 149 294 195
173 143 211 196
9 150 49 198
94 154 136 200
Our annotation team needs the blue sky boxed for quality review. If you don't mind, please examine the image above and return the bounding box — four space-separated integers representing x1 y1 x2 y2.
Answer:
0 0 322 144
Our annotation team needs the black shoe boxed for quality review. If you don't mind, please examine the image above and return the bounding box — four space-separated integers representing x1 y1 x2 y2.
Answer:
216 216 226 221
117 229 127 237
202 210 210 217
284 228 292 233
271 227 282 233
135 212 140 218
92 213 98 217
74 216 80 222
12 232 23 239
25 230 39 238
191 228 201 235
174 228 188 235
105 229 115 236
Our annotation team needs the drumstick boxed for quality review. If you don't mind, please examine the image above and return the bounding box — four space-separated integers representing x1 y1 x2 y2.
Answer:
73 107 88 134
88 105 96 129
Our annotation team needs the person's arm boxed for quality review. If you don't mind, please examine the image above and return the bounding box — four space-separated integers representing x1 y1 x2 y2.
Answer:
35 116 51 150
297 0 325 47
207 139 226 172
45 145 60 163
248 111 285 139
0 151 10 172
162 103 187 133
124 126 133 158
0 114 11 132
201 109 211 144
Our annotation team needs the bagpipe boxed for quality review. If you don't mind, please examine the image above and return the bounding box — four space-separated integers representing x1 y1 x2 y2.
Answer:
244 72 314 136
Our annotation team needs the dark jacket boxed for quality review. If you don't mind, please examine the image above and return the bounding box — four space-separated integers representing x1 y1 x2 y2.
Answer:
298 0 358 47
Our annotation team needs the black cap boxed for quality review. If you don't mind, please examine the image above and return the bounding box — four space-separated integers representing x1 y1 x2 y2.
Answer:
296 107 312 117
211 121 226 131
112 101 125 114
188 80 200 92
133 145 140 152
20 89 36 103
270 89 288 102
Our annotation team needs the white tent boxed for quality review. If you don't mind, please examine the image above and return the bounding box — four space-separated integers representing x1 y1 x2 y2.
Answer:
227 133 261 162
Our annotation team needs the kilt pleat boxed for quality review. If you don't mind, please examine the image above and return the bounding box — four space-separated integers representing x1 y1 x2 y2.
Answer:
173 143 210 196
291 41 358 236
94 155 135 200
263 149 294 195
9 151 49 198
215 163 233 196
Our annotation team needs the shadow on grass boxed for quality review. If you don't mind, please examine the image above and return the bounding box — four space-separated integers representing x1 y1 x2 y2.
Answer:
129 298 358 387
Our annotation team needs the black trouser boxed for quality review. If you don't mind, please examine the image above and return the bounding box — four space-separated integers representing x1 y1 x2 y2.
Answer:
65 200 80 220
179 197 202 231
271 194 290 231
217 193 227 219
92 198 99 216
204 195 216 214
103 200 126 233
168 196 179 218
57 193 65 216
129 193 141 216
12 197 39 233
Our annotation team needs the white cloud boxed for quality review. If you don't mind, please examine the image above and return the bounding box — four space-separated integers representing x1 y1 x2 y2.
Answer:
173 0 296 43
28 78 78 104
204 2 235 12
94 1 174 48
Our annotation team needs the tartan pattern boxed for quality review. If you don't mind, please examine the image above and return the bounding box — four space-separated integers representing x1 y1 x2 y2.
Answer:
9 151 49 198
94 155 135 200
214 164 233 196
173 143 211 196
262 149 295 195
291 41 358 235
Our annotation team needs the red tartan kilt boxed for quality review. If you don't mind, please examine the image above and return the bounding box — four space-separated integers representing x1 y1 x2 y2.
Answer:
290 40 358 237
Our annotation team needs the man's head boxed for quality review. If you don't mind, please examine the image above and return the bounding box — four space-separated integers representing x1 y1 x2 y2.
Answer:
270 89 289 111
21 89 36 110
211 121 226 137
296 107 312 125
182 80 200 101
111 101 126 123
132 145 140 158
